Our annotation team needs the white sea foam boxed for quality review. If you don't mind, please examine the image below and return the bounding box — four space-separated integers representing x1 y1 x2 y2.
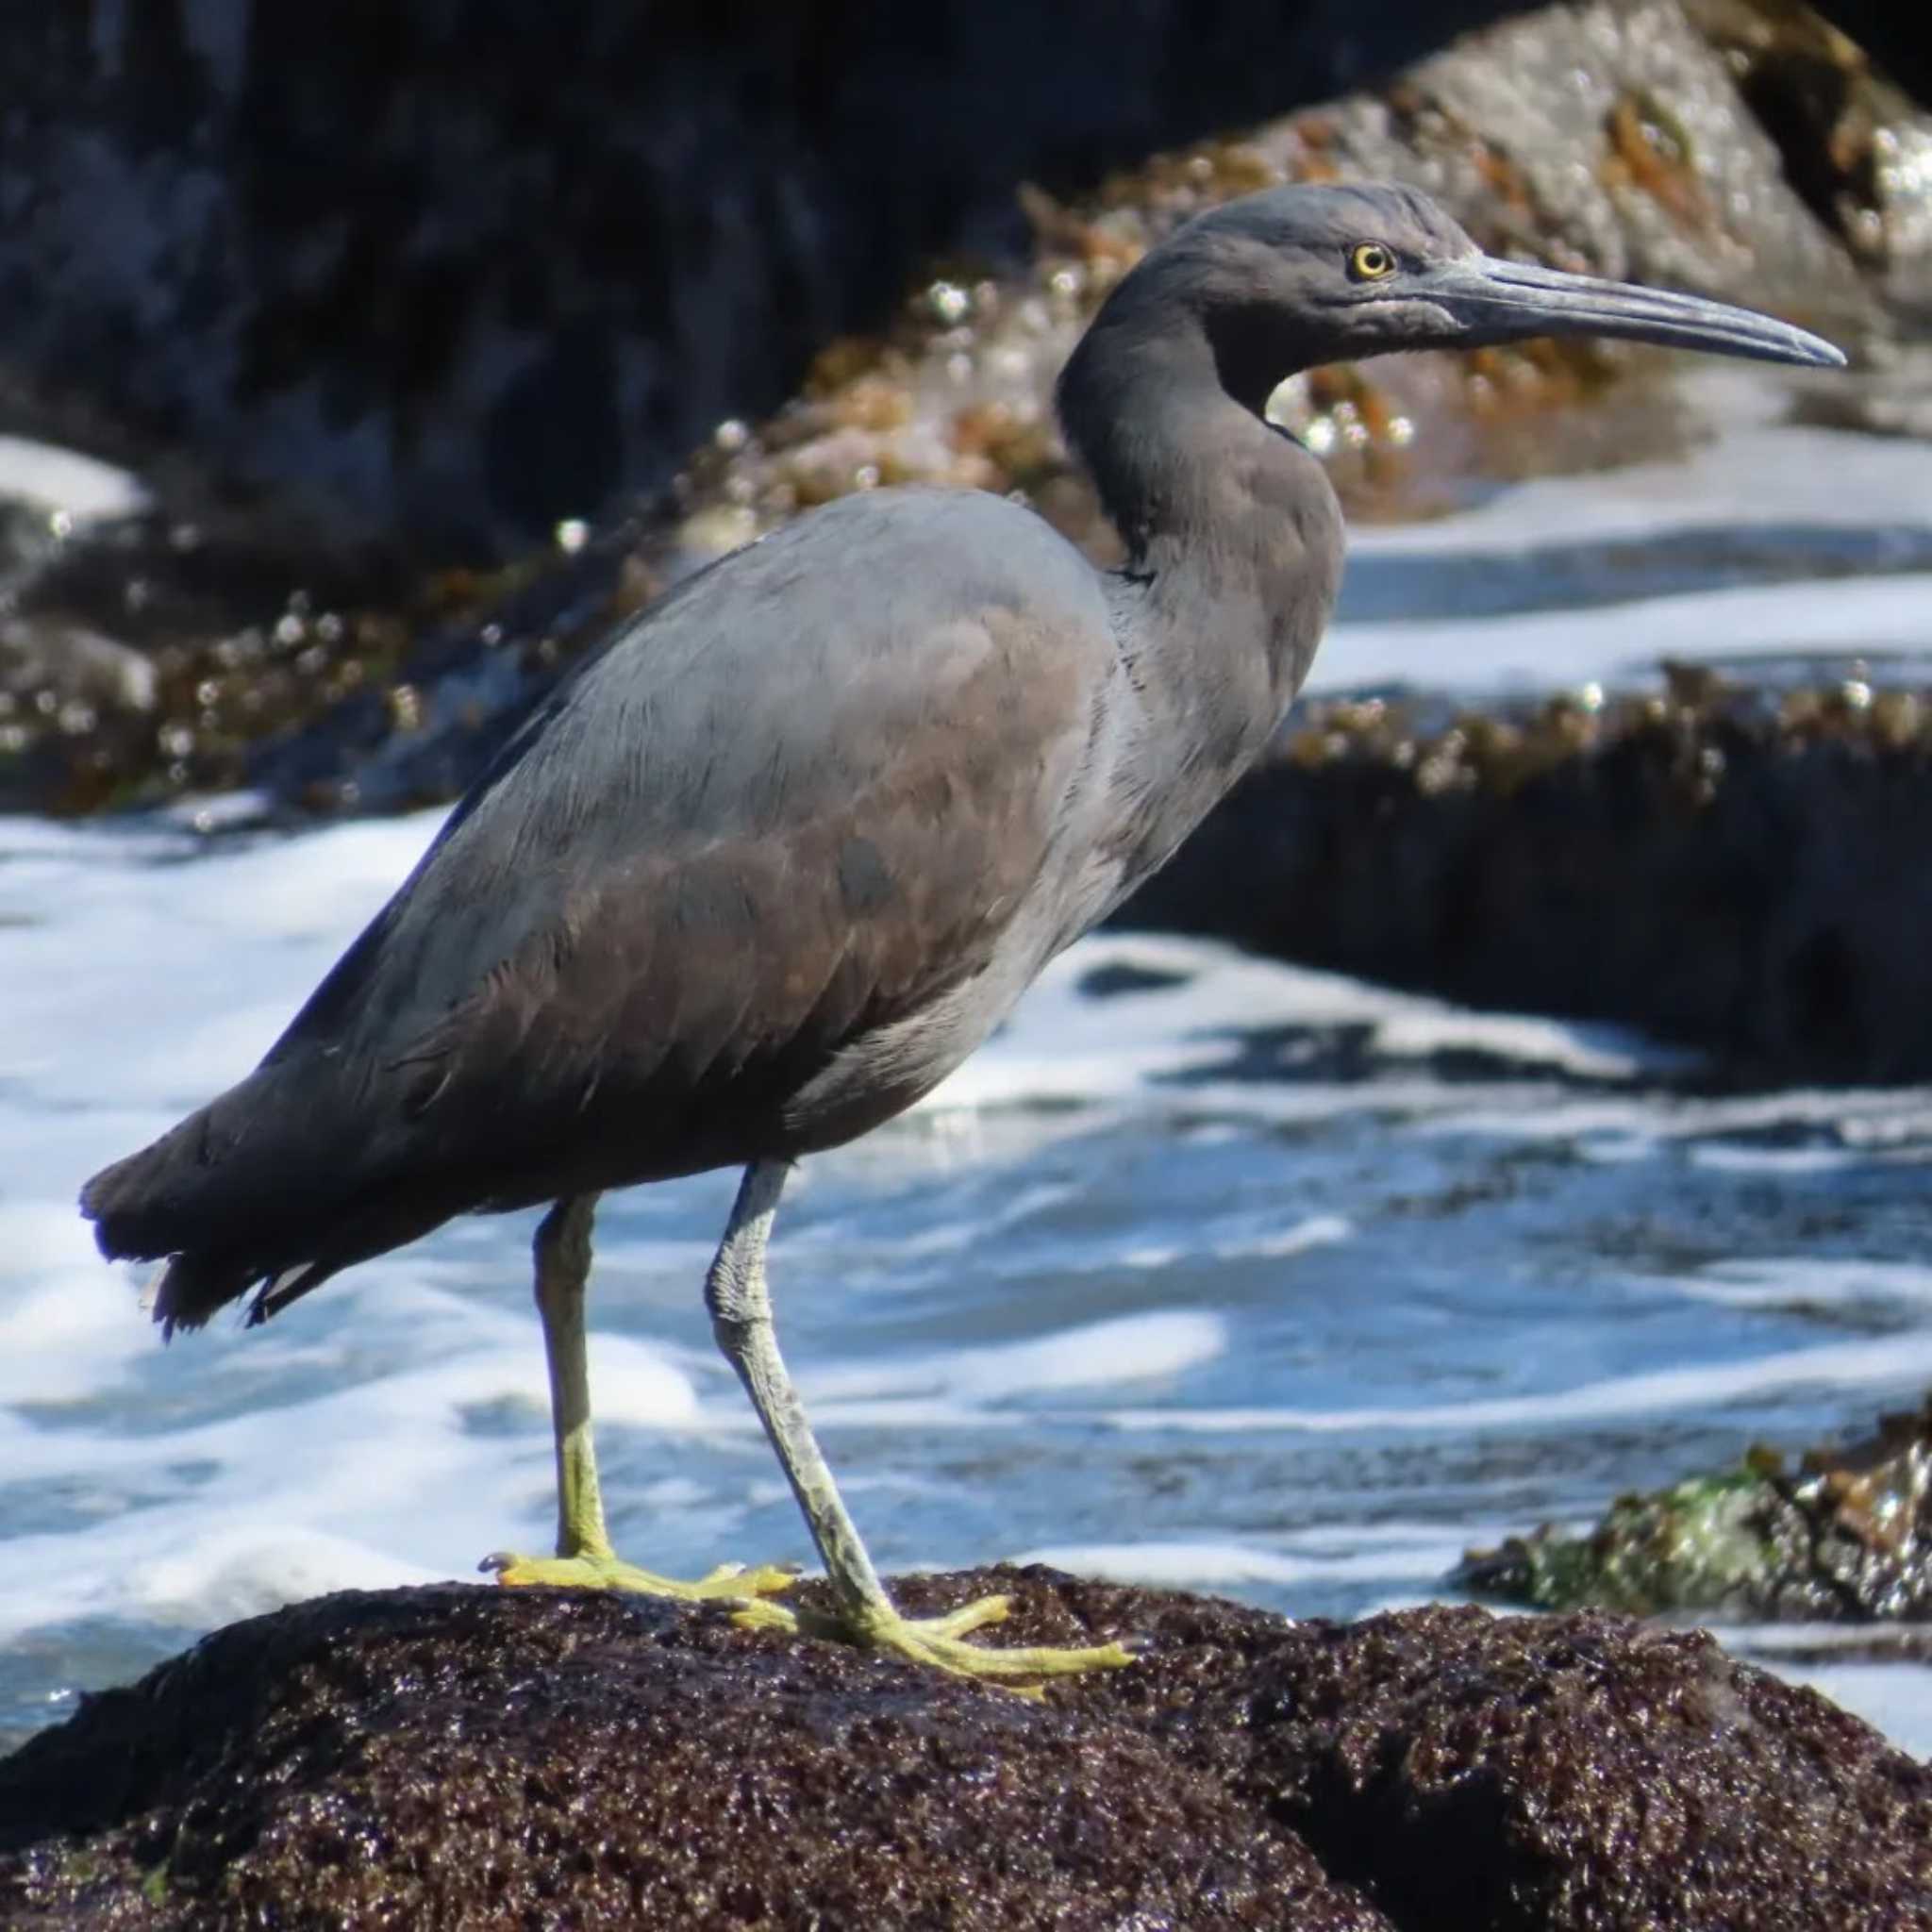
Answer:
0 435 146 524
799 1309 1228 1408
1687 1144 1857 1175
1322 373 1932 695
0 1307 704 1642
1101 1329 1932 1437
1316 572 1932 698
933 931 1692 1117
1426 1084 1932 1149
1010 1536 1464 1590
1215 1214 1353 1261
1657 1257 1932 1312
1349 370 1932 558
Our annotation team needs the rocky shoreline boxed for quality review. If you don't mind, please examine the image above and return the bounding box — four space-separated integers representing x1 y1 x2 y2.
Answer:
0 1 1924 560
3 1570 1927 1928
3 2 1928 1080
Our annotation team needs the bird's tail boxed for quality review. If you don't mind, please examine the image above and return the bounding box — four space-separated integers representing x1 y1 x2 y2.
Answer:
80 1059 438 1334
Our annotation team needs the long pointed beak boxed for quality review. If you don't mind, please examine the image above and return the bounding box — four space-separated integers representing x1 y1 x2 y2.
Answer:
1422 254 1846 369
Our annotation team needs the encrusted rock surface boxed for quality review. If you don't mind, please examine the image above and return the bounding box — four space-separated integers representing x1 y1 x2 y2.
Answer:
2 1568 1928 1928
1459 1393 1932 1619
1122 672 1932 1082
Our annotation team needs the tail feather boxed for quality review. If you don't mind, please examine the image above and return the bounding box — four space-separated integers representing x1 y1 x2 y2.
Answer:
142 1251 274 1336
81 1059 439 1334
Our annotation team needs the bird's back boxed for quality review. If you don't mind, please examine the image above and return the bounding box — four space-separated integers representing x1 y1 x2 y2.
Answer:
83 489 1131 1326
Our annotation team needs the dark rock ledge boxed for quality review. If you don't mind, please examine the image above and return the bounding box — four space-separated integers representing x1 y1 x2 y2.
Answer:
3 1569 1927 1929
1122 675 1932 1084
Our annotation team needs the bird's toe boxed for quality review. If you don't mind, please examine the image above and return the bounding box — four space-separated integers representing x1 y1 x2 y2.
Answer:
483 1550 798 1601
880 1613 1136 1695
734 1589 1133 1694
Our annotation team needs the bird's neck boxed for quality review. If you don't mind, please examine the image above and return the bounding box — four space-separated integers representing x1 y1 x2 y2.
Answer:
1057 305 1344 776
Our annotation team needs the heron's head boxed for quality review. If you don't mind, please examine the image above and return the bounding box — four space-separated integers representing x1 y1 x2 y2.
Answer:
1129 181 1843 410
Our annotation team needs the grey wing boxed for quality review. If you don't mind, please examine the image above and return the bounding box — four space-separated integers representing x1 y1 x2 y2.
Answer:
275 491 1121 1197
80 491 1124 1320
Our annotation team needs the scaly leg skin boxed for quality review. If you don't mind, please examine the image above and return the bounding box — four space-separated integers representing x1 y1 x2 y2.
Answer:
708 1162 1134 1696
482 1192 796 1604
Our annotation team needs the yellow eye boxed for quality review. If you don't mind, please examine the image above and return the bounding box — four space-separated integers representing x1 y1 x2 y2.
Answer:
1349 242 1397 281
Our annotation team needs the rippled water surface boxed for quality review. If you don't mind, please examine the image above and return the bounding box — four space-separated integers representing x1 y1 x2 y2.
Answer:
4 373 1931 1760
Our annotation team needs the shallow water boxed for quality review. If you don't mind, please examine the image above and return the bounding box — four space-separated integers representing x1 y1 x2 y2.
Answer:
4 373 1932 1763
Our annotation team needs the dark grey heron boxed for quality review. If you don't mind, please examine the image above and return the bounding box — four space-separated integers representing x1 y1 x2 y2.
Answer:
83 184 1842 1688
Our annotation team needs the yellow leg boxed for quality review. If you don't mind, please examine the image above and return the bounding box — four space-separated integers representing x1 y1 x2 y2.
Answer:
708 1163 1134 1694
482 1193 794 1605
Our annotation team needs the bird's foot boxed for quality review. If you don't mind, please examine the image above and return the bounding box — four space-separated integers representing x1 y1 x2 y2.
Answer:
732 1591 1134 1697
480 1549 798 1602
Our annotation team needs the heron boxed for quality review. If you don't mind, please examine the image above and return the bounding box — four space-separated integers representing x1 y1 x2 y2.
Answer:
82 183 1842 1689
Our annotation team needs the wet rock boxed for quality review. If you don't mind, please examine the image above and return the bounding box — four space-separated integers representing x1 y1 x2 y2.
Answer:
1 2 1924 567
7 1 1926 819
1120 668 1932 1083
1689 0 1932 301
0 505 418 816
1458 1394 1932 1619
635 0 1926 567
2 1570 1928 1928
0 1 1570 565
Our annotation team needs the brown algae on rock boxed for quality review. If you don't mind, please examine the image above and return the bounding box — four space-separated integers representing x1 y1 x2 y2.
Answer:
4 1569 1930 1929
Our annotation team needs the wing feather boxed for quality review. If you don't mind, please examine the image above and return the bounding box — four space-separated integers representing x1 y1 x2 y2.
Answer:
83 490 1124 1322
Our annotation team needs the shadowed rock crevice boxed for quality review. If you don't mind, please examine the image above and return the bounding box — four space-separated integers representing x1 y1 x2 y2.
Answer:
2 1570 1927 1928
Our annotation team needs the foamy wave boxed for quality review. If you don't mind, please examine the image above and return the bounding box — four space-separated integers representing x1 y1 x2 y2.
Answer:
1102 1329 1932 1436
1350 370 1932 558
1010 1535 1467 1590
933 932 1690 1120
800 1309 1228 1409
126 1527 442 1629
1659 1257 1932 1311
1318 572 1932 698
